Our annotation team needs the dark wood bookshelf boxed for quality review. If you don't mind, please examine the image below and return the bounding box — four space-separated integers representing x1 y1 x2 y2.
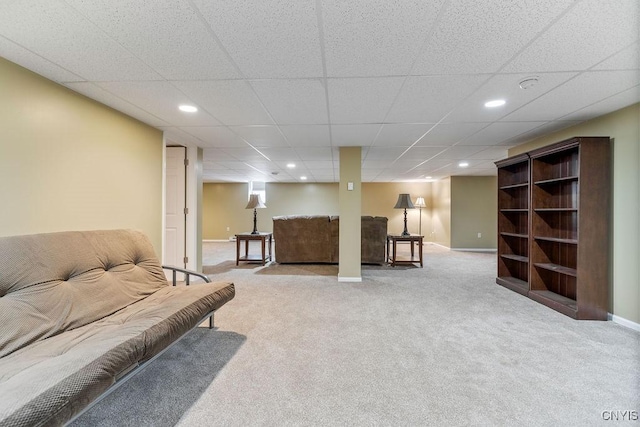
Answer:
495 154 530 293
495 137 611 320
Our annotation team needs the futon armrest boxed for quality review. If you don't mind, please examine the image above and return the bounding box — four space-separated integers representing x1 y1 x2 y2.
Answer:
162 265 211 286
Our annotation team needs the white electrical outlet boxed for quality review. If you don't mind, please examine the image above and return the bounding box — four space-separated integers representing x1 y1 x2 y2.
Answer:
477 232 482 238
226 226 230 231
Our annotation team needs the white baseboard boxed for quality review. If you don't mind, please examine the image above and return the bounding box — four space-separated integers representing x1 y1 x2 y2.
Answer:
203 239 232 243
450 248 497 253
609 314 640 332
428 242 450 250
338 276 362 282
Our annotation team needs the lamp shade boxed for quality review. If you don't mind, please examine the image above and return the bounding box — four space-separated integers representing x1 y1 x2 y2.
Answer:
414 196 426 208
394 193 415 209
245 194 266 209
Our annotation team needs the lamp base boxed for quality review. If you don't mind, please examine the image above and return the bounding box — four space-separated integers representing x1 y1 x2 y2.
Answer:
401 208 410 236
251 209 259 234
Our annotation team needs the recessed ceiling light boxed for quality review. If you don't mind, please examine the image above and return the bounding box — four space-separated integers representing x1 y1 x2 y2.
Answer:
425 176 432 179
178 105 198 113
458 162 469 168
484 99 506 108
300 176 307 180
286 163 296 168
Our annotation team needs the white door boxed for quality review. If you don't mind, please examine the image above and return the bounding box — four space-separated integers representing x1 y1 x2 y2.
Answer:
165 146 187 279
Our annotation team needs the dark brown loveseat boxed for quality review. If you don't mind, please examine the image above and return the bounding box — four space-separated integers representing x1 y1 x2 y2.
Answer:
272 215 387 264
0 229 235 427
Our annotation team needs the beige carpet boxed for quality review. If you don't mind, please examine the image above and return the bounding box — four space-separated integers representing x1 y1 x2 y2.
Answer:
72 242 640 426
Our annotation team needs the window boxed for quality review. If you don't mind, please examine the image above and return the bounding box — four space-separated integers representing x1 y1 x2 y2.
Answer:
248 181 266 204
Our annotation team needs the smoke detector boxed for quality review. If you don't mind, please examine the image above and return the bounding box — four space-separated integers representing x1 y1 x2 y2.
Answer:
519 77 539 90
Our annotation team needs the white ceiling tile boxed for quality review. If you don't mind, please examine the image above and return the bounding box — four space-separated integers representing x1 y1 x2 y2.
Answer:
279 125 331 147
504 70 640 121
0 0 162 81
364 147 412 160
328 77 405 124
251 79 328 124
503 0 639 73
331 124 381 146
300 160 334 169
202 149 239 162
386 75 489 123
498 121 583 147
415 123 488 146
399 146 449 162
321 0 446 77
258 147 306 161
594 41 640 71
431 146 486 161
0 37 83 82
230 126 289 147
362 160 397 168
192 0 322 78
294 147 335 161
179 127 246 148
174 80 274 126
467 147 509 161
161 127 205 147
222 147 272 162
373 124 437 147
444 72 577 123
65 0 241 80
65 82 170 127
458 121 548 145
561 87 640 121
412 0 575 74
93 81 220 126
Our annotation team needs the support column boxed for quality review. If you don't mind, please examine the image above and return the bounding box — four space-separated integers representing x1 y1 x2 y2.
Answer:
338 147 362 282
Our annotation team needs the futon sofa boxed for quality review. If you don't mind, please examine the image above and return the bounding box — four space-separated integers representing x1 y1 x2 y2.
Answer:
272 215 387 264
0 229 235 427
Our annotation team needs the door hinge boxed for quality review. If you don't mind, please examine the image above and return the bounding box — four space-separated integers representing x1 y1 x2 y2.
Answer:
184 158 189 167
183 256 188 264
184 207 189 215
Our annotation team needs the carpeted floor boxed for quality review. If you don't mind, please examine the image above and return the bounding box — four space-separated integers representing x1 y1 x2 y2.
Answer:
72 242 639 426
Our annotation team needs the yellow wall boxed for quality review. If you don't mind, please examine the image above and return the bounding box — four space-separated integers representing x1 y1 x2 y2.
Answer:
509 103 639 324
0 57 164 253
431 178 451 247
451 176 497 249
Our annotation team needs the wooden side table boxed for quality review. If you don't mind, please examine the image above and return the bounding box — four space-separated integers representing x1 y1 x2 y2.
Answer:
387 234 423 267
236 232 272 266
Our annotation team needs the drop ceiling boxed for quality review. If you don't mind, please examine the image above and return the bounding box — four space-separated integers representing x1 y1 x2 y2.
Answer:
1 0 638 183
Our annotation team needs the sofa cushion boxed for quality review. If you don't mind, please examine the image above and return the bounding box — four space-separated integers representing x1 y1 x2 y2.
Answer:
0 230 168 358
0 280 235 427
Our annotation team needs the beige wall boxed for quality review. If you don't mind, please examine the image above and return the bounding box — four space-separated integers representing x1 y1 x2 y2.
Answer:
203 182 339 239
0 57 164 253
451 176 497 249
431 178 451 247
362 182 431 236
338 147 361 280
204 181 436 240
509 103 639 324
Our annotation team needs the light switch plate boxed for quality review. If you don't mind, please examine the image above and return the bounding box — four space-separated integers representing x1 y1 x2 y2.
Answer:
347 182 354 191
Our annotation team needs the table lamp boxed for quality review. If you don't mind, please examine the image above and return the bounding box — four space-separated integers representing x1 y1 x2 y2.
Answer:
245 194 266 234
394 193 415 236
